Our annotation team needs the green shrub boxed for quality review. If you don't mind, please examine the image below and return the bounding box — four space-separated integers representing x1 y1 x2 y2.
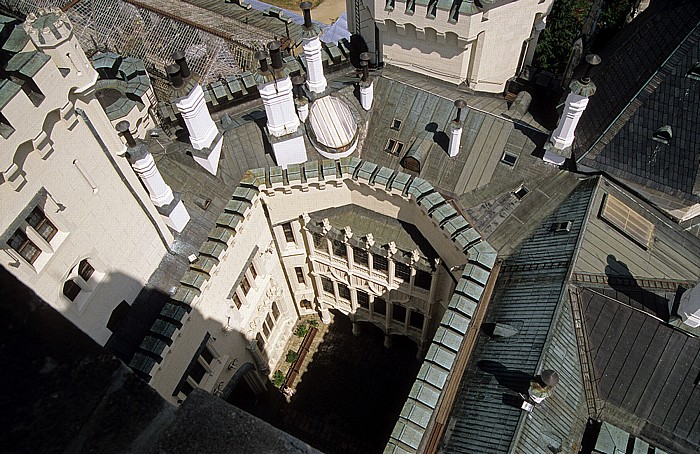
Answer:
294 323 309 337
308 319 319 328
285 350 299 363
272 370 285 388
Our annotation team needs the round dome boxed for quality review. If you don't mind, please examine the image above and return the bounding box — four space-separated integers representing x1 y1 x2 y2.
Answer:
309 96 358 156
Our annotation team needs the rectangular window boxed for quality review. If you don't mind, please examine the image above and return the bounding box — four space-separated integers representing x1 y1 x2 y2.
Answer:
201 346 214 364
321 276 334 294
599 194 653 248
271 301 280 321
256 333 265 350
7 229 40 264
357 290 369 309
374 298 386 316
332 240 347 259
240 275 251 295
409 310 424 330
353 247 368 267
180 381 194 397
295 267 305 284
26 207 57 242
282 222 295 243
78 260 94 281
250 262 257 279
392 304 407 323
266 314 275 332
262 320 270 337
190 362 207 384
414 269 432 290
313 232 328 253
395 262 411 281
232 292 242 309
338 283 350 300
63 280 82 302
373 254 388 272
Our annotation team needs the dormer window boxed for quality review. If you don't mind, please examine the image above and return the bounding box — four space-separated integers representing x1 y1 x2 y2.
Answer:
687 62 700 81
652 125 672 144
385 0 394 11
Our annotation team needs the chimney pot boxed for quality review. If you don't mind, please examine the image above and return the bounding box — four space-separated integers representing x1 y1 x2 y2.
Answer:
255 50 270 73
300 2 313 28
268 41 284 70
116 120 136 147
581 53 601 84
454 98 467 122
172 50 191 79
360 52 372 82
166 63 183 88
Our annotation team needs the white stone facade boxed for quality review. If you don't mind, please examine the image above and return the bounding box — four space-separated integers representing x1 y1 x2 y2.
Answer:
141 160 481 404
348 0 553 92
0 9 172 345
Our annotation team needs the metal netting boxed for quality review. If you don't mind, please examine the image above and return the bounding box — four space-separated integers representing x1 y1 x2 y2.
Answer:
1 0 270 88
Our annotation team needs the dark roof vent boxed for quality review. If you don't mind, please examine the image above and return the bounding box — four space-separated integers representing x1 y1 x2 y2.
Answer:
540 369 559 387
652 125 672 144
116 120 136 147
172 50 191 79
687 62 700 81
166 64 183 88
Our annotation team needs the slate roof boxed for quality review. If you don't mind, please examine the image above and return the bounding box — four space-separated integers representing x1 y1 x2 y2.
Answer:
361 75 548 199
576 287 700 454
439 177 596 453
575 0 700 202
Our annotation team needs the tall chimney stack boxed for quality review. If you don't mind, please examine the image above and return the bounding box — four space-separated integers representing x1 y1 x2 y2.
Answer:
548 54 600 156
299 2 327 94
169 50 223 176
359 52 373 111
115 121 191 232
448 99 466 157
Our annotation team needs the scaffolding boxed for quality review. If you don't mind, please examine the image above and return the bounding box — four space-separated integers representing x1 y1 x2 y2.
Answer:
1 0 274 93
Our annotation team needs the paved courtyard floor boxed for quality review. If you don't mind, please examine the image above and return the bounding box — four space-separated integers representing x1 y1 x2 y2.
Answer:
227 311 421 454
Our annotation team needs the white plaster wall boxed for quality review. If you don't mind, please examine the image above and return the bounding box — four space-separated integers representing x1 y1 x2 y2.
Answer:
374 0 553 92
150 198 298 403
1 94 168 345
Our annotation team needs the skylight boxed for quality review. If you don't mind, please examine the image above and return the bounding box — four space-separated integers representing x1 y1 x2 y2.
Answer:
599 194 654 249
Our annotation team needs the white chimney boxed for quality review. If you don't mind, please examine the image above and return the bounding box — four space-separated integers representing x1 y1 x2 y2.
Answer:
448 99 467 157
255 43 307 167
168 53 223 176
117 122 190 232
548 54 601 153
300 2 327 94
359 52 374 111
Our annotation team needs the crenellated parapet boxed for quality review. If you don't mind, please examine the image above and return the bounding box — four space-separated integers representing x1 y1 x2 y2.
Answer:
128 155 497 445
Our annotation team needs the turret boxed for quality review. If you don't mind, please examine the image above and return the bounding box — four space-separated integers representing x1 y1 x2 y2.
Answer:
23 8 97 93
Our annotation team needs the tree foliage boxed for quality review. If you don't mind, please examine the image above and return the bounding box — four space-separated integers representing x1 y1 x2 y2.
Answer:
534 0 633 76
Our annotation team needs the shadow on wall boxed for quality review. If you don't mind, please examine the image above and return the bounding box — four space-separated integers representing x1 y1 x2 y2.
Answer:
0 266 320 453
227 307 422 454
604 254 670 321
